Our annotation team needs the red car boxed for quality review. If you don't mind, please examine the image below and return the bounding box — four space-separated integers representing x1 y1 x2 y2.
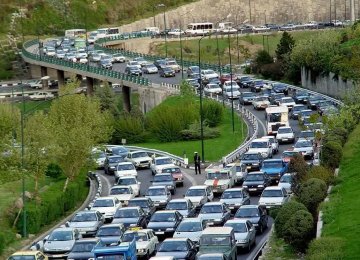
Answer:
161 166 184 186
220 73 238 85
281 150 302 164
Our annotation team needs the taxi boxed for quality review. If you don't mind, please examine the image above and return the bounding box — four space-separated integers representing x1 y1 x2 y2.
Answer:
121 228 159 258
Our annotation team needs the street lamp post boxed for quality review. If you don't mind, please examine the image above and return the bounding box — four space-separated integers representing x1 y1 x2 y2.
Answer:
179 9 193 79
152 5 156 27
198 36 206 163
157 4 167 58
227 31 235 133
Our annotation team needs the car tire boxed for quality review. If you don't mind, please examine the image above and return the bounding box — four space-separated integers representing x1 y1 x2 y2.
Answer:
145 251 150 260
259 224 264 234
247 243 251 252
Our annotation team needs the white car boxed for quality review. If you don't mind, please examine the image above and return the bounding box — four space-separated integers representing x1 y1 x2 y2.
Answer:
293 138 314 159
78 57 88 64
150 156 175 175
224 219 256 252
46 47 56 56
276 126 295 144
116 176 141 197
304 21 318 28
126 151 152 169
248 138 273 159
224 163 247 183
43 228 80 258
279 97 296 110
278 173 293 194
224 85 241 99
122 229 159 258
220 188 251 211
127 61 142 69
90 196 121 221
173 218 206 242
112 54 127 63
29 92 54 101
204 83 222 95
184 185 213 209
252 96 270 110
167 28 185 36
258 186 289 209
115 162 138 181
27 79 43 89
92 149 107 168
198 202 231 226
109 185 135 206
261 136 279 154
252 25 270 32
201 69 219 81
165 60 181 72
145 186 171 209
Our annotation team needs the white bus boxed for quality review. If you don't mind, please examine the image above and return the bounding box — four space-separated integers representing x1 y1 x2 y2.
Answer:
65 29 86 38
265 106 289 135
185 22 214 36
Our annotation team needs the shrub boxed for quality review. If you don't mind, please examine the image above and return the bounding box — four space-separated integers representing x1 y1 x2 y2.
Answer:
282 209 314 252
275 200 308 238
288 154 309 195
45 163 64 179
306 166 335 186
112 115 147 144
329 127 348 146
297 178 328 216
0 232 5 254
306 237 344 260
259 62 284 80
202 100 224 127
180 121 220 140
321 141 343 169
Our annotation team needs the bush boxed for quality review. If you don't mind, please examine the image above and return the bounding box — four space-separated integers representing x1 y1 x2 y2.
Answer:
306 237 344 260
45 163 64 179
297 178 328 216
259 62 284 80
0 232 5 254
282 209 314 252
202 100 224 127
112 115 147 144
275 200 308 238
328 127 348 146
321 141 343 169
306 166 335 186
288 154 309 195
180 121 220 140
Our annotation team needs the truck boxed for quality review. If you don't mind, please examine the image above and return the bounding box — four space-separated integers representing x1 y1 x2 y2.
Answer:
92 238 137 260
204 166 236 194
265 105 289 135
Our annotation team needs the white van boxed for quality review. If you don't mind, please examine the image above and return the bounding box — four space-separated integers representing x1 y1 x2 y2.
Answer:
144 27 160 34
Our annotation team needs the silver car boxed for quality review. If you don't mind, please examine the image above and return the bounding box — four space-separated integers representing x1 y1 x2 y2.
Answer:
220 188 251 213
66 210 104 237
43 227 80 258
224 219 256 252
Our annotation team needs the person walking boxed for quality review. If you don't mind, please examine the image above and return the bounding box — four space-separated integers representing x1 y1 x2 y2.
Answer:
194 152 201 175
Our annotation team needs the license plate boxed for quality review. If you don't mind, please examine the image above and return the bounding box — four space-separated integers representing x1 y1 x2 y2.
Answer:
249 188 257 191
207 222 214 226
229 206 234 209
247 166 252 169
282 138 288 141
155 231 164 234
154 203 159 206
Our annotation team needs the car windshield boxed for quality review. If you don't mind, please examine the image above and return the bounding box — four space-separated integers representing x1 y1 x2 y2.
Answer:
300 132 314 138
71 241 97 252
93 199 114 207
71 212 97 222
163 67 172 72
250 142 268 148
280 175 292 183
177 221 202 232
132 152 148 158
262 161 283 168
235 208 259 218
278 128 292 134
154 175 173 182
221 190 243 199
295 141 312 148
166 202 187 210
108 157 123 163
146 188 166 196
151 213 175 222
209 84 220 89
200 205 222 214
159 241 188 252
262 189 284 197
240 77 251 82
9 256 35 260
300 110 313 117
110 187 131 195
48 230 73 241
254 81 263 85
282 151 299 157
190 67 200 73
224 222 247 233
255 97 268 101
242 153 259 160
128 200 148 208
167 61 177 65
186 189 205 197
281 98 294 103
200 235 231 246
293 105 306 112
245 174 264 181
114 209 139 218
122 232 148 242
268 113 281 123
156 158 173 165
112 147 127 154
117 178 136 185
162 167 181 174
204 70 215 75
146 64 156 68
117 164 135 171
207 172 229 180
97 227 122 237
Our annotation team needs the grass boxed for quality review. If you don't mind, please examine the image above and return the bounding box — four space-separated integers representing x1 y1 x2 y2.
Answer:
262 232 300 259
321 123 360 258
137 99 247 162
15 100 52 114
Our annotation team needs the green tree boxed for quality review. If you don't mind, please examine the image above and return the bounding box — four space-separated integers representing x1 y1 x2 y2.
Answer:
297 178 328 216
94 84 120 117
288 154 309 196
275 31 295 60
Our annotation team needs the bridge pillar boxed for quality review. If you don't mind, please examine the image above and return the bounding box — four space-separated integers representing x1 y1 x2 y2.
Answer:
57 70 65 87
122 86 131 112
40 66 48 89
76 74 83 82
86 77 94 96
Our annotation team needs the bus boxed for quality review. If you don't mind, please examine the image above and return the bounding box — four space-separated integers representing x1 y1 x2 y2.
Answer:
265 105 289 135
96 27 121 39
65 29 86 38
185 22 214 36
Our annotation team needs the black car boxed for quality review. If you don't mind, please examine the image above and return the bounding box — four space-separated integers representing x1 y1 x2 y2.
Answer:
293 91 310 104
307 95 325 110
128 197 156 216
156 238 197 260
147 210 183 237
269 93 285 105
242 172 271 194
290 104 307 119
104 155 125 175
234 205 268 234
240 152 263 171
186 78 200 88
237 76 254 88
125 65 142 76
67 238 99 260
271 83 288 95
159 66 176 77
187 66 200 78
250 80 266 92
112 206 149 228
154 59 167 69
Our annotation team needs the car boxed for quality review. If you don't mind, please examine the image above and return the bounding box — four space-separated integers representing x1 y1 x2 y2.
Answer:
151 173 176 195
237 76 253 88
293 138 315 159
184 185 214 209
299 130 316 143
46 47 56 56
220 188 251 213
125 65 143 76
126 151 152 169
100 56 113 69
307 95 325 110
29 92 54 101
248 138 273 159
161 166 184 186
147 210 183 237
198 202 231 226
258 186 290 209
223 84 240 99
201 70 219 82
270 82 289 94
240 152 263 171
187 66 200 78
43 227 80 258
112 206 149 228
127 61 142 69
269 92 285 105
290 104 307 119
65 52 77 62
298 109 314 124
104 155 125 175
281 150 302 164
56 49 66 59
8 251 48 260
252 25 271 32
89 53 102 62
92 149 107 168
261 135 279 154
260 159 288 183
224 163 247 184
165 60 181 72
220 73 237 85
276 126 295 144
109 186 135 206
112 53 127 63
204 83 223 95
196 253 226 260
279 97 296 110
154 59 168 69
159 66 176 77
145 186 172 209
224 219 256 252
95 223 126 245
116 176 141 197
114 162 138 181
277 173 293 193
239 92 256 105
121 229 159 259
242 171 271 194
142 63 159 74
293 91 310 104
168 28 185 36
106 145 129 158
252 96 270 110
90 197 121 222
133 57 148 67
208 77 222 86
128 197 156 216
320 105 339 116
165 199 196 218
250 80 266 92
234 205 268 234
67 238 99 260
280 23 296 31
186 78 200 88
66 210 104 237
150 156 175 175
156 238 197 260
173 218 206 243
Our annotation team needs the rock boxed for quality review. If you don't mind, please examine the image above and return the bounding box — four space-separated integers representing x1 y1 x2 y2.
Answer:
29 234 35 238
16 233 22 239
15 198 23 209
25 191 32 199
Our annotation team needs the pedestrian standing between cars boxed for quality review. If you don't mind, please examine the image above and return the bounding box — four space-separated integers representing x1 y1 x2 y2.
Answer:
194 152 201 175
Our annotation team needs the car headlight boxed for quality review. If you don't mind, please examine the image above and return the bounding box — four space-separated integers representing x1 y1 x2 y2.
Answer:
235 203 242 206
166 228 174 231
258 185 264 188
243 185 248 188
160 200 167 203
135 162 140 165
167 185 173 189
110 166 115 169
44 247 49 251
214 218 222 222
88 258 95 260
68 258 75 260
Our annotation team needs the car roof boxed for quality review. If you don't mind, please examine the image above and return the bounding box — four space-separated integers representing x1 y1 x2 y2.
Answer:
225 219 248 224
263 159 283 162
180 217 202 223
119 175 137 179
118 162 133 165
168 199 189 203
111 185 131 189
124 228 153 234
100 223 124 228
74 238 100 243
239 205 260 209
11 251 43 256
188 185 208 189
224 187 245 192
148 185 167 189
247 171 265 175
153 210 177 214
252 138 269 142
263 186 284 190
154 173 172 176
203 202 223 206
53 227 74 232
129 150 147 154
117 206 140 211
130 197 149 201
95 196 116 200
202 227 233 235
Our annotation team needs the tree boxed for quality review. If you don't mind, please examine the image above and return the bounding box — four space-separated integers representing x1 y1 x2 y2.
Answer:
297 178 328 216
288 154 309 195
48 83 113 191
275 31 295 60
252 50 273 73
94 84 120 117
